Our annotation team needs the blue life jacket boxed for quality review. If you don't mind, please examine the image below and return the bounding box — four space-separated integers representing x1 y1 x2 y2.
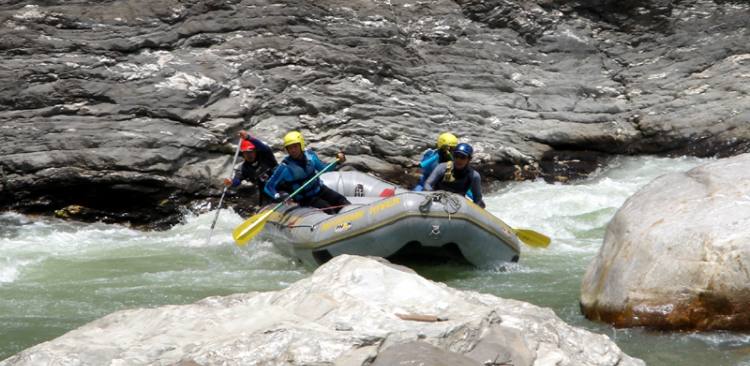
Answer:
415 149 446 191
264 150 328 200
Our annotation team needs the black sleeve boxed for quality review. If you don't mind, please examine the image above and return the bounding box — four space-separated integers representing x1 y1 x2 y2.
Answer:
470 170 485 208
425 163 447 191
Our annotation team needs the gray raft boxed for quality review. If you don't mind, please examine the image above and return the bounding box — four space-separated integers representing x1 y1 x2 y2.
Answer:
260 171 522 268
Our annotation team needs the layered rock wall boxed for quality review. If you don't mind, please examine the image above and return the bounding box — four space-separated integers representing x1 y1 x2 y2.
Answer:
1 0 748 224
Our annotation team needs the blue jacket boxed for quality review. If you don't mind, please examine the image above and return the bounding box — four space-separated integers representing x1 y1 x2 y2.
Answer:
264 149 334 201
414 149 447 191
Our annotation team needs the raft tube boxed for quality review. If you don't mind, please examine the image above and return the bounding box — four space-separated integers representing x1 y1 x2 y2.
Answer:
260 171 521 268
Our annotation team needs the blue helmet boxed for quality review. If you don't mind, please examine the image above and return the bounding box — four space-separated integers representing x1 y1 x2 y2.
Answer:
453 143 473 158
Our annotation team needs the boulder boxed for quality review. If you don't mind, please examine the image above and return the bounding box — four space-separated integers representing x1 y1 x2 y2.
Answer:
581 153 750 330
2 255 642 366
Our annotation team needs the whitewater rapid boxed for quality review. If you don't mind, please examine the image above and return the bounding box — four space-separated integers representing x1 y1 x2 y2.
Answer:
2 155 749 365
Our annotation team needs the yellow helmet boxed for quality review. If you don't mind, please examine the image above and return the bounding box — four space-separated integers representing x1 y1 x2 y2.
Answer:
283 131 306 150
436 132 458 150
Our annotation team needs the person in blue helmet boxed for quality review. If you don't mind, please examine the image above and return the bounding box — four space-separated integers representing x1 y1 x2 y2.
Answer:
414 132 458 191
264 131 350 214
424 143 485 208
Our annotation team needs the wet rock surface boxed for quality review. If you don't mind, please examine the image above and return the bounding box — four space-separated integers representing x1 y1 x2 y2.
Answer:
581 153 750 330
1 255 644 366
0 0 748 225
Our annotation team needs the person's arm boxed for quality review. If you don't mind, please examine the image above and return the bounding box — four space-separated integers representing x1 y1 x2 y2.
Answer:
263 164 288 199
248 136 278 167
424 163 447 191
415 150 438 189
307 150 335 172
469 170 485 208
224 164 244 187
247 136 270 151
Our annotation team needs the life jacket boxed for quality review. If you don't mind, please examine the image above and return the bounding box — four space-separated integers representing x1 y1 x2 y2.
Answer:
437 148 452 163
278 151 321 199
241 159 275 185
436 161 474 195
416 148 454 190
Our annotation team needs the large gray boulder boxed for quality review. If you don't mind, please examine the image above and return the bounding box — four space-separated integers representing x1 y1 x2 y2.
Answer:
581 153 750 330
1 0 748 225
2 255 643 366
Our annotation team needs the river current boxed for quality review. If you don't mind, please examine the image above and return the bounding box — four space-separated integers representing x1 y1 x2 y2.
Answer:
1 156 749 365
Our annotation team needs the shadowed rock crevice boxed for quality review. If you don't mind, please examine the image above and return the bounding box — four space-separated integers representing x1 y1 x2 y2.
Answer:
0 172 192 227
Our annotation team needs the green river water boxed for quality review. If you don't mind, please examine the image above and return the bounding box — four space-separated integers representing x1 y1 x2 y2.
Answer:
1 156 749 365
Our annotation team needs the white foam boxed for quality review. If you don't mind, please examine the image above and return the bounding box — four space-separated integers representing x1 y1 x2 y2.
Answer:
0 263 20 283
157 209 245 248
485 156 709 255
0 156 712 284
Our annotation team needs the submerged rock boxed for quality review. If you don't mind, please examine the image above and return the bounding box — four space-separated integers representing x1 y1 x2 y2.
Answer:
2 255 642 366
581 153 750 330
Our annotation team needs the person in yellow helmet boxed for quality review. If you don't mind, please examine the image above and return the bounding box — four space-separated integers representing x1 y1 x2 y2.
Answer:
414 132 458 191
264 131 350 214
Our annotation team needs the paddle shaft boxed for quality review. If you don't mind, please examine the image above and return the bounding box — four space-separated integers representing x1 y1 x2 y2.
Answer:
206 137 243 244
235 160 338 241
267 160 339 211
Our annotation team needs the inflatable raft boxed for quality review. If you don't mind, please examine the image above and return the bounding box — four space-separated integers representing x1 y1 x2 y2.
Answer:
257 171 522 268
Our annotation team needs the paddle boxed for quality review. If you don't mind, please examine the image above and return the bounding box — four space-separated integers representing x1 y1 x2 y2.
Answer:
232 160 338 246
206 137 243 245
512 228 550 248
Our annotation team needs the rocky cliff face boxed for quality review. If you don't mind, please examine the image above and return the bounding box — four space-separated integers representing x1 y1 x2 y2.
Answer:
1 0 748 225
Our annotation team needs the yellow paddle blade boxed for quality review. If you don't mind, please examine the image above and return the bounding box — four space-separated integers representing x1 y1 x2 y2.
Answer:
513 228 551 248
232 209 274 246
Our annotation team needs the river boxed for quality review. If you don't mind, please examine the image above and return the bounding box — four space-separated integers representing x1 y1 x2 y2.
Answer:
1 156 749 365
